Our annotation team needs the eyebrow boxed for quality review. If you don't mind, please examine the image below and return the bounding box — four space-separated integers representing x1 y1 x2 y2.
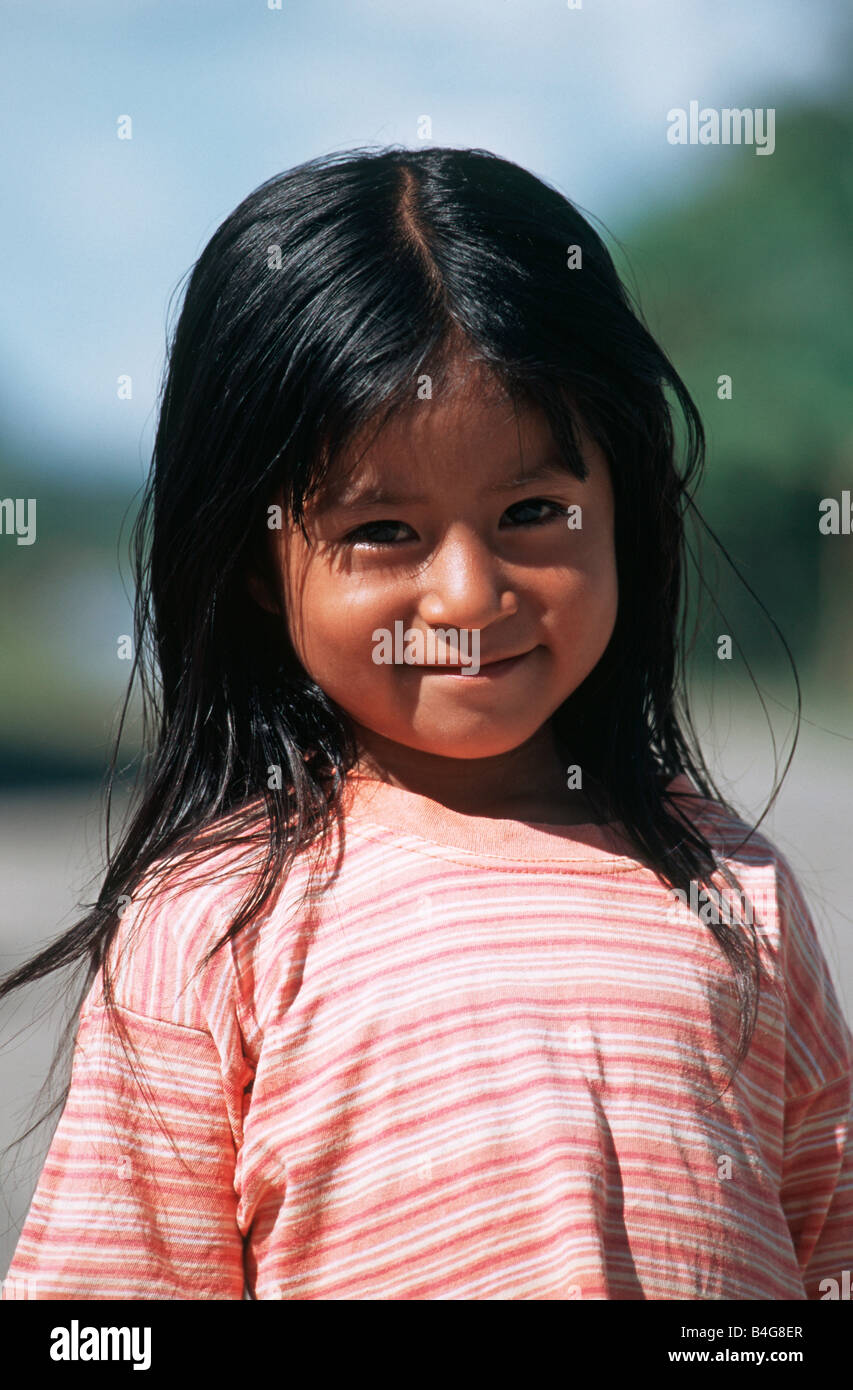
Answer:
323 456 574 512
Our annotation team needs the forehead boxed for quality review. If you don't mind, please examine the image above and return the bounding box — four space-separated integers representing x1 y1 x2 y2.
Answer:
315 374 561 507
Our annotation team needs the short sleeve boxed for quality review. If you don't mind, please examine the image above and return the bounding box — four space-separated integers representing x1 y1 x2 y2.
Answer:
3 868 252 1301
776 856 853 1298
3 1000 245 1300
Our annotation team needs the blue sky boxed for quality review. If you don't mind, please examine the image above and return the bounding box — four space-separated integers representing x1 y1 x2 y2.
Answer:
1 0 850 480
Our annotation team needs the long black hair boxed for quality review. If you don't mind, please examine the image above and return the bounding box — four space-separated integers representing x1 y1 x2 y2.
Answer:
1 144 799 1154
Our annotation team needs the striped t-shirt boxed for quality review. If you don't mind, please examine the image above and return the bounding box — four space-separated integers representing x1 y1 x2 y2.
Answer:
5 772 852 1299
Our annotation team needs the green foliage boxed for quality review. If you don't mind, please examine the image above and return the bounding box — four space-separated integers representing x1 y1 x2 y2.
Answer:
611 102 853 485
609 101 853 685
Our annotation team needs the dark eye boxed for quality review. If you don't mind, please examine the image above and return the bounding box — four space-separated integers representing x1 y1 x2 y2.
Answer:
502 498 568 527
343 519 415 546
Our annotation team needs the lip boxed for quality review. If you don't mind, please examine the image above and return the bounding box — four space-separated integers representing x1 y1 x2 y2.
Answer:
412 648 537 677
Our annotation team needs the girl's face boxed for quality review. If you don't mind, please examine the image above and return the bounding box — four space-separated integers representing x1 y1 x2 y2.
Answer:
254 368 618 777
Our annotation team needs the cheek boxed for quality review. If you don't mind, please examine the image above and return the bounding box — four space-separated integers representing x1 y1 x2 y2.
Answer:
580 510 618 612
549 539 618 660
590 546 619 645
286 569 401 678
594 539 619 626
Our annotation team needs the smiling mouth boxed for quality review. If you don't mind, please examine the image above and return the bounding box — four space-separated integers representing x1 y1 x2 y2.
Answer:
412 648 536 674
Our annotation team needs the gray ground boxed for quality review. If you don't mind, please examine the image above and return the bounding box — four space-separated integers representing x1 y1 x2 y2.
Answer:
2 696 852 1280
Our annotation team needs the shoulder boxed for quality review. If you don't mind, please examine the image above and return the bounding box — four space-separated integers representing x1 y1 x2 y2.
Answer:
83 803 283 1027
662 773 777 865
84 804 332 1036
663 772 820 915
665 773 852 1087
662 772 818 964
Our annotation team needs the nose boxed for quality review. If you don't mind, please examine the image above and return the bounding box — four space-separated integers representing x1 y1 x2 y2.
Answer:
417 524 519 629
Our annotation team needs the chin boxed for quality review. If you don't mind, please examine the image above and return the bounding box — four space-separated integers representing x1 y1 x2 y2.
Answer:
393 728 542 761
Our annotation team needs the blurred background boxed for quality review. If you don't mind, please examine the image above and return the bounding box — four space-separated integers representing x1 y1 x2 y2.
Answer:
1 0 852 1279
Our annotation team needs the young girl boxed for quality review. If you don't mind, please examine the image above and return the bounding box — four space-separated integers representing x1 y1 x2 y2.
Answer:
2 146 850 1301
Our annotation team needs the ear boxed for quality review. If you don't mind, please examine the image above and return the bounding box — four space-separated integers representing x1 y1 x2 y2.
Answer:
245 567 280 616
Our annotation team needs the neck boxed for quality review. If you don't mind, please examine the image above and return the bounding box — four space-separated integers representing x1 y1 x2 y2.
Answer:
352 722 601 825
